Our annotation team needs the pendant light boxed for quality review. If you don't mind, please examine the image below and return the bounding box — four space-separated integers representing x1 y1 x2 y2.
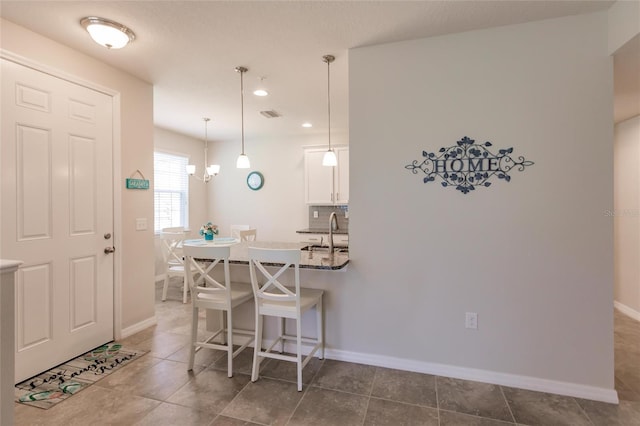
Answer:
187 118 220 182
322 55 337 167
235 66 251 169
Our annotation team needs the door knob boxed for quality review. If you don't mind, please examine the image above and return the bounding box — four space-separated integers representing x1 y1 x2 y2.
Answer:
104 247 115 254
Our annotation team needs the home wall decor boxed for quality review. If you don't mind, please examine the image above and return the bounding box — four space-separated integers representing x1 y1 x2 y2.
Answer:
405 136 534 194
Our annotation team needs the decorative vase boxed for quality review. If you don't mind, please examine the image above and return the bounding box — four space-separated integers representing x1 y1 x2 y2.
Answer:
204 233 214 241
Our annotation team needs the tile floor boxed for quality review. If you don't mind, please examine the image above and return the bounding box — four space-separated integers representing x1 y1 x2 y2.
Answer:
14 282 640 425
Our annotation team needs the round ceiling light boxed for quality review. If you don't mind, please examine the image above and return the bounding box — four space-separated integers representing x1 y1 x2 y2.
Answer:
80 17 135 49
253 89 269 97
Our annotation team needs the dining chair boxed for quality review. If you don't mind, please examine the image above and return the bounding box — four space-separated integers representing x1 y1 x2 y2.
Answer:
248 247 324 391
230 224 250 240
183 244 255 377
239 228 257 242
160 227 194 304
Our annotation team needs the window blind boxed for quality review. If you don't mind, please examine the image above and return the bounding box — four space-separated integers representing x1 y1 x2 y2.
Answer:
154 151 189 232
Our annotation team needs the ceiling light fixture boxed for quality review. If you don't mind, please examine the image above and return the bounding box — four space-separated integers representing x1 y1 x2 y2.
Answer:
302 123 313 128
235 66 251 169
253 77 268 97
80 16 135 49
187 118 220 182
322 55 337 167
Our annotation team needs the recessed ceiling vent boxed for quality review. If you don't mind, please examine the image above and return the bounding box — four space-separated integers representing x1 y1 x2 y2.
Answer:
260 110 281 118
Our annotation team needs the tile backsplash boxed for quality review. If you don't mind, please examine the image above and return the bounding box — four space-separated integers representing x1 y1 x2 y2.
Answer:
308 205 349 231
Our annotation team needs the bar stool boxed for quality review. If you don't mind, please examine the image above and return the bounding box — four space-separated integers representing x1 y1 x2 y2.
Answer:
248 247 324 391
160 227 193 303
183 243 254 377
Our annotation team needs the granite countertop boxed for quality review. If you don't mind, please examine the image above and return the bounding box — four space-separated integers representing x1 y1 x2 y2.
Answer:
296 228 349 235
186 240 349 271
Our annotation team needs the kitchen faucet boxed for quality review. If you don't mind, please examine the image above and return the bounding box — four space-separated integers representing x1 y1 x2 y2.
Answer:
329 212 338 253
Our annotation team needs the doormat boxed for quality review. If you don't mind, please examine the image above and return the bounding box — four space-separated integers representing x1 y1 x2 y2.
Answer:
15 343 146 410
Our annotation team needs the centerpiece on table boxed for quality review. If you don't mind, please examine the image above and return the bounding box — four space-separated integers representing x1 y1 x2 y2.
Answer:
199 222 219 241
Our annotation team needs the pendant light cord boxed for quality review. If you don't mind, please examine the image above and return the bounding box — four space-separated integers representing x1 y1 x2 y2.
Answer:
322 55 335 152
203 118 209 168
327 58 331 151
240 69 245 155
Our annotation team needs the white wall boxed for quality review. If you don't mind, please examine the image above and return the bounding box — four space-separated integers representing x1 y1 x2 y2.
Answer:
1 19 155 332
348 11 614 397
608 0 640 55
614 115 640 319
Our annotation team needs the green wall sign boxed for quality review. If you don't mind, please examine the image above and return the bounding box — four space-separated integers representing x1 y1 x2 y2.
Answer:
126 169 150 190
126 178 149 190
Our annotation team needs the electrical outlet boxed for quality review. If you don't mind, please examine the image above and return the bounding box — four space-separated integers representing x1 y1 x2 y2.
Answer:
313 210 319 219
465 312 478 330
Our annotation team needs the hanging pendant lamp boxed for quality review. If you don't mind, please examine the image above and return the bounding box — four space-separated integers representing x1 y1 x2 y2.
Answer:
235 66 251 169
187 118 220 182
322 55 337 167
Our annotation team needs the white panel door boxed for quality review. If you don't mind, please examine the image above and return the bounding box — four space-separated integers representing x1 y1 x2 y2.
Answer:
1 59 114 382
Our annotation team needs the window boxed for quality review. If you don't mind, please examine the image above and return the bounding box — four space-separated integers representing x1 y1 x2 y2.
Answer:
154 151 189 233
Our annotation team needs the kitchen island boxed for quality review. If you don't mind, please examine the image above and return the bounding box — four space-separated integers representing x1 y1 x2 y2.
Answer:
185 240 349 270
225 241 349 270
183 240 349 347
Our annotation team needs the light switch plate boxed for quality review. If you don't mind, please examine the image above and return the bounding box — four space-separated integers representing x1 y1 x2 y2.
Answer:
136 218 147 231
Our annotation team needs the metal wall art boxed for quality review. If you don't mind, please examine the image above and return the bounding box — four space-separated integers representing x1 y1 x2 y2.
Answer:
405 136 534 194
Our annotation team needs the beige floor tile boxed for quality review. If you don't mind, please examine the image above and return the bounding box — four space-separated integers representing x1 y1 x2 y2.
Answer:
312 359 376 395
288 386 368 426
371 367 437 408
167 368 250 414
437 377 513 422
363 397 439 426
502 387 591 426
439 410 516 425
259 354 324 385
221 378 305 425
576 398 640 426
134 402 216 425
97 357 203 400
134 330 191 359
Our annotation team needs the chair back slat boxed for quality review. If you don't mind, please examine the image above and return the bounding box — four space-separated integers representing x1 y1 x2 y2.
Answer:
183 244 232 298
230 225 250 239
160 227 188 266
248 248 300 303
239 229 257 242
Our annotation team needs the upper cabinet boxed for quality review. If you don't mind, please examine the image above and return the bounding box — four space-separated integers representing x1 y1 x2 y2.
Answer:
304 146 349 205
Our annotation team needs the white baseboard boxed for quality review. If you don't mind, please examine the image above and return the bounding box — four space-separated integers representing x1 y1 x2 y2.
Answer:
324 348 618 404
120 316 157 339
614 301 640 322
230 336 618 404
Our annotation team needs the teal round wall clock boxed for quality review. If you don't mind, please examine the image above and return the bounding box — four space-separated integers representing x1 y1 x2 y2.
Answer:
247 171 264 190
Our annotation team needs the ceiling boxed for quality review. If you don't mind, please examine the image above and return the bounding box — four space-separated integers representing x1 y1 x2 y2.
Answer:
1 0 636 144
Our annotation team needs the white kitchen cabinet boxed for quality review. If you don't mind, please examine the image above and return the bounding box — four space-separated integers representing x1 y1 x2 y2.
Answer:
299 233 326 245
298 233 348 246
304 146 349 205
